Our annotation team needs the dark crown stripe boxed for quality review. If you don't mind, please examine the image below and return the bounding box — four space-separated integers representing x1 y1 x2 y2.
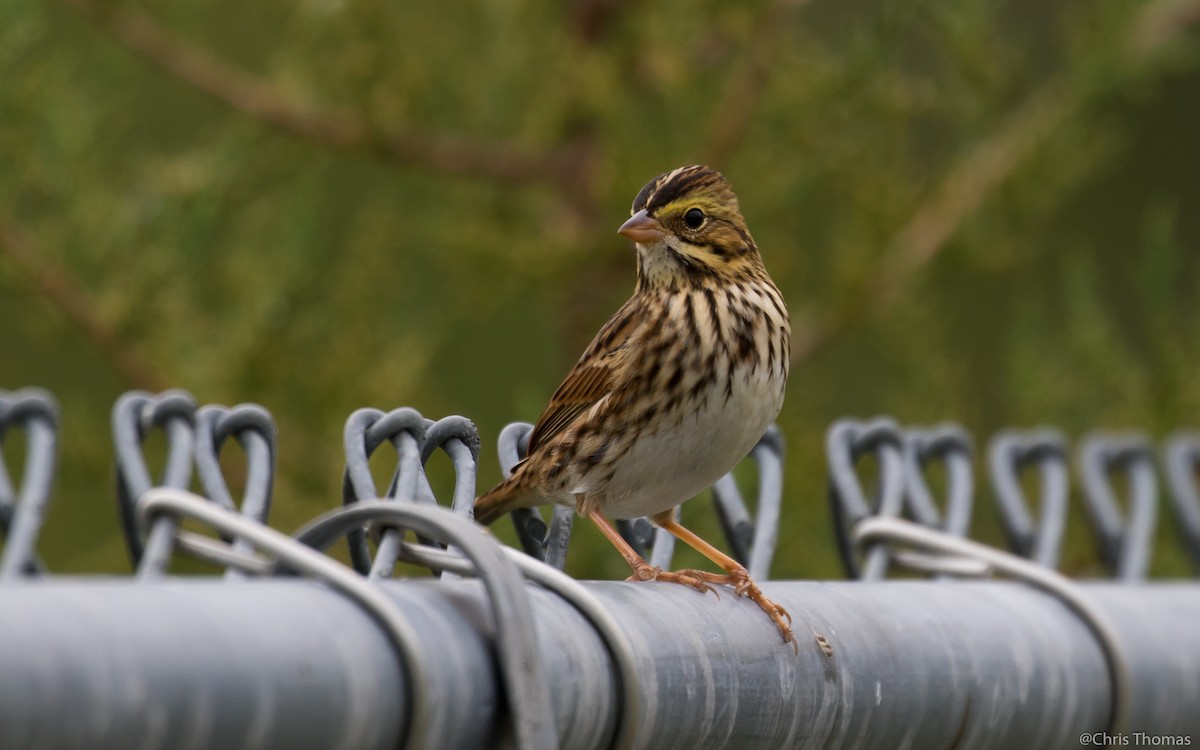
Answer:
632 165 724 214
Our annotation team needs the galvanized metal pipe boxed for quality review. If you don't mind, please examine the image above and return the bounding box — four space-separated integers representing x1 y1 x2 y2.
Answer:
1 579 1197 749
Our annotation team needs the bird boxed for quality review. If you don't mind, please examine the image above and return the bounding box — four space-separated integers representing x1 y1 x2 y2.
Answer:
475 164 798 648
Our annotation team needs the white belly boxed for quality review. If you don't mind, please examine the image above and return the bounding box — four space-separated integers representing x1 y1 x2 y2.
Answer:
581 362 784 519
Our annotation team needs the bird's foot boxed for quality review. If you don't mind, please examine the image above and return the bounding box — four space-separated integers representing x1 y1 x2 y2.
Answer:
709 565 804 653
629 562 830 656
668 567 761 599
725 569 833 657
625 561 715 595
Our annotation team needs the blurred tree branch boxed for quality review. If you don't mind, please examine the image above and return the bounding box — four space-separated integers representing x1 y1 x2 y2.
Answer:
60 0 574 187
704 0 810 166
0 217 168 390
791 0 1200 364
50 0 1200 375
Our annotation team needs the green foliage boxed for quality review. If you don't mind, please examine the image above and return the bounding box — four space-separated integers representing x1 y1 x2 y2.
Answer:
1 0 1197 578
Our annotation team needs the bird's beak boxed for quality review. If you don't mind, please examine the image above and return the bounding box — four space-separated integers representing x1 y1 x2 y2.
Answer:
618 210 666 244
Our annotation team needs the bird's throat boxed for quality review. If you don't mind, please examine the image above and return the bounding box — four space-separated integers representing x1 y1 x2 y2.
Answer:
635 241 682 291
635 240 724 292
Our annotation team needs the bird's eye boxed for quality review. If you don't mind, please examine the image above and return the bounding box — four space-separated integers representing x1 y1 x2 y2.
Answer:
683 207 705 229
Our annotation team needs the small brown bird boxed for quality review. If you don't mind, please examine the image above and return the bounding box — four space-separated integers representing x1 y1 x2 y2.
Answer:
475 165 794 646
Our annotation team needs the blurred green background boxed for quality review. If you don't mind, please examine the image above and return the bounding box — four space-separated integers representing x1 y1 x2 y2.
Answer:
1 0 1198 579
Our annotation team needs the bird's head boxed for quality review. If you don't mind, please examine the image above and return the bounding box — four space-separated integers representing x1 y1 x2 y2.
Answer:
619 165 763 290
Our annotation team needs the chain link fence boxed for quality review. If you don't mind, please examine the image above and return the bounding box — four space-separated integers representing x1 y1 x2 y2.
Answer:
1 388 1199 749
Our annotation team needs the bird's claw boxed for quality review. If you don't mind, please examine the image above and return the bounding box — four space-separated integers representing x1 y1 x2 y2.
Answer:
747 588 795 646
668 569 728 598
626 559 827 656
656 570 715 595
723 567 798 649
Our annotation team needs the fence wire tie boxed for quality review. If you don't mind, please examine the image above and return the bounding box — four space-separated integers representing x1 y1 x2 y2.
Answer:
291 501 560 750
988 428 1069 569
854 516 1133 736
137 489 478 750
343 531 641 750
0 388 59 578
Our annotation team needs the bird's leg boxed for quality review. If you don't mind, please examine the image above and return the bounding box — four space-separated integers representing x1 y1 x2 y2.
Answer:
652 514 800 649
586 510 714 595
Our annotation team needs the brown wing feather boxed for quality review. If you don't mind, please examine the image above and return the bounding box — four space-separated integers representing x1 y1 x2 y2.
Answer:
525 299 643 453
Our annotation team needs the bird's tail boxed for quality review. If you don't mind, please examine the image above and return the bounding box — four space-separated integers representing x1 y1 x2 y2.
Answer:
474 473 540 525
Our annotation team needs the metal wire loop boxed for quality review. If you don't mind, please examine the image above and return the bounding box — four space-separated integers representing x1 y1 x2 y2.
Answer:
418 415 481 518
381 539 641 750
854 516 1133 736
988 428 1069 569
135 489 443 750
1163 432 1200 574
1079 433 1158 581
410 416 483 580
827 417 905 580
340 407 428 576
194 404 277 518
893 425 977 577
340 411 484 579
194 404 278 579
0 388 59 578
902 425 973 533
111 389 197 576
292 501 559 750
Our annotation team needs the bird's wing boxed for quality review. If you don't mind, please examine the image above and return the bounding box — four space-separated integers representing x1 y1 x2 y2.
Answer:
525 299 643 454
